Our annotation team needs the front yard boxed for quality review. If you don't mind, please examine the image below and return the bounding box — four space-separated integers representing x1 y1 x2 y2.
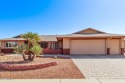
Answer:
0 55 84 79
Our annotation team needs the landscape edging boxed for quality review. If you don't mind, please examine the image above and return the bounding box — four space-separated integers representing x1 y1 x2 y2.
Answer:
0 61 57 71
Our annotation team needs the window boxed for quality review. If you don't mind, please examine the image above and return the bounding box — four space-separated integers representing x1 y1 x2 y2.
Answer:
6 42 18 48
40 42 48 48
51 42 59 49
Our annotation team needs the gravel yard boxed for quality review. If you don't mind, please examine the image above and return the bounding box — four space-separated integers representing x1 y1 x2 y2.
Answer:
0 55 84 79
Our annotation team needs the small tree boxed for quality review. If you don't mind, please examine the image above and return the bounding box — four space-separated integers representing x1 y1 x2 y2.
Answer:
14 32 42 61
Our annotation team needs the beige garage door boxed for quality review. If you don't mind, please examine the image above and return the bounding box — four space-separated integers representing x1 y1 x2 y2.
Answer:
110 39 120 55
71 40 106 54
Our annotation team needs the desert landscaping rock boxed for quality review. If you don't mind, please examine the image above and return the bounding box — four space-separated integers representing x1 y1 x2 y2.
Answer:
0 55 84 79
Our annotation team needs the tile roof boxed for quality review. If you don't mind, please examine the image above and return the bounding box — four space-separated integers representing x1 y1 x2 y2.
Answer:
0 35 62 41
39 35 60 41
0 33 125 41
56 33 125 38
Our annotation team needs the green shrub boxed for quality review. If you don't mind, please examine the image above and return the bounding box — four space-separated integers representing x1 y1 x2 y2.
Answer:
30 44 42 56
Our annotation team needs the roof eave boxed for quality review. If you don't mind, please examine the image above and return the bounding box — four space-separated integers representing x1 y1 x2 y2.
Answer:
56 36 125 38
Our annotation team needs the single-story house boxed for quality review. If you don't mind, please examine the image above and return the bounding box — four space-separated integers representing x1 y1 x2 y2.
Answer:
0 28 125 55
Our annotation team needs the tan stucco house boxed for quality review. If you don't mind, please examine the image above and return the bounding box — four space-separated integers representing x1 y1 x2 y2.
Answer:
0 28 125 55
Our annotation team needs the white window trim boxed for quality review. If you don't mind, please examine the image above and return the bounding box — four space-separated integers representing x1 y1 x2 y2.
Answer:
51 42 59 49
5 42 18 48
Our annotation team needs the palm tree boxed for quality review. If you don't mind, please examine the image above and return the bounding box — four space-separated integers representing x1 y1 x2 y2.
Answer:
21 32 41 60
14 32 42 61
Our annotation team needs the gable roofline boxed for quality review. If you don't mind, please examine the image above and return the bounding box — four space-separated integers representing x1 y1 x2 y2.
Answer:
73 28 107 34
13 34 22 38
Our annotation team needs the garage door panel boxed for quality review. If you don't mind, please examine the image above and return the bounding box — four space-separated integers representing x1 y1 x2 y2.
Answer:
71 40 106 54
110 39 120 55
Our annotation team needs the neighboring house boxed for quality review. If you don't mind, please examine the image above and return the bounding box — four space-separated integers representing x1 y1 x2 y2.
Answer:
0 28 125 55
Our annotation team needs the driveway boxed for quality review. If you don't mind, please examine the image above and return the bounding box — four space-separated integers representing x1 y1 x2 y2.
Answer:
72 55 125 79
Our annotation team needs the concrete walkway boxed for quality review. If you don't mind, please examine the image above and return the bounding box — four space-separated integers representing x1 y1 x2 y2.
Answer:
1 79 125 83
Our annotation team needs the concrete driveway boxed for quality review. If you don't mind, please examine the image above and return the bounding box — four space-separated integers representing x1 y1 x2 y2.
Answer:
72 55 125 79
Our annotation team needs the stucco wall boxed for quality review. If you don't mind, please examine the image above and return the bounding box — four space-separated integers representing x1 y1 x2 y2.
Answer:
0 42 1 47
63 38 70 49
121 37 124 48
1 41 5 48
80 30 100 34
58 41 63 48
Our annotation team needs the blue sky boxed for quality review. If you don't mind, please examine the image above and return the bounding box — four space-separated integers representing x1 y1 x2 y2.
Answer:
0 0 125 38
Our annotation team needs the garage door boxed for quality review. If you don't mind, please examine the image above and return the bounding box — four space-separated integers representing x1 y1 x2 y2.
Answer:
71 40 106 54
110 39 120 55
